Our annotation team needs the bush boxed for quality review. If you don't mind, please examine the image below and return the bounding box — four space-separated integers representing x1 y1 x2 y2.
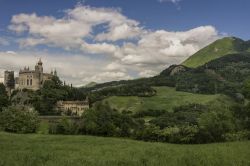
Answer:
223 131 250 141
79 102 136 137
49 117 79 135
197 105 236 143
0 106 39 133
0 83 9 112
133 109 166 118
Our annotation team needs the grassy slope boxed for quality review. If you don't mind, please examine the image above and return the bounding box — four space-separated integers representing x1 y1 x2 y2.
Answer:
182 37 246 68
103 86 232 113
0 132 250 166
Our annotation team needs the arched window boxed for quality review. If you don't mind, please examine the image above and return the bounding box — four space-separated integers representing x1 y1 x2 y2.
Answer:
27 79 29 86
30 79 32 86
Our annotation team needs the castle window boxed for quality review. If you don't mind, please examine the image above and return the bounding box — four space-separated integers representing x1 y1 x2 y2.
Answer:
27 79 29 86
30 79 32 86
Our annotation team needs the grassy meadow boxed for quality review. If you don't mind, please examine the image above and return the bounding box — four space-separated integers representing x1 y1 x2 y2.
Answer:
0 132 250 166
103 86 232 113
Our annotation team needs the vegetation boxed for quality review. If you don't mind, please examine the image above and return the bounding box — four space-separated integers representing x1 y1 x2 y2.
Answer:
102 86 231 113
168 53 250 99
2 37 250 145
48 102 137 137
80 52 250 103
0 105 39 133
0 83 9 112
182 37 250 68
44 100 250 144
11 76 87 115
0 132 250 166
88 84 156 104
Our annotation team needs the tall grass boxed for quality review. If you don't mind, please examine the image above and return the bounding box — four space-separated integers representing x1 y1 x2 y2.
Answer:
0 132 249 166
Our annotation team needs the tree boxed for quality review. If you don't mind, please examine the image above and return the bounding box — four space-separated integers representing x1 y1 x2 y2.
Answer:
0 105 39 133
243 79 250 99
0 83 9 112
79 102 135 137
197 104 236 143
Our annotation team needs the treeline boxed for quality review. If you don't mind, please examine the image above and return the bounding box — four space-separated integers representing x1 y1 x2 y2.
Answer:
79 53 250 104
88 84 156 103
48 102 250 144
168 53 250 100
37 102 250 143
1 100 250 144
0 84 9 112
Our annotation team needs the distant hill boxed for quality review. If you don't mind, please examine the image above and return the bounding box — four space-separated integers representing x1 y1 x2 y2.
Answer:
84 82 97 88
79 38 250 102
182 37 250 68
174 52 250 96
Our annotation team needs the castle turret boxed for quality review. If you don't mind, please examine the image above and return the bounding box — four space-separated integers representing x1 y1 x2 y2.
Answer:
53 69 57 76
35 58 43 73
4 71 15 96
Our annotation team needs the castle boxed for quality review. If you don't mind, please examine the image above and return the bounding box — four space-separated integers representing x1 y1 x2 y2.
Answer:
4 59 90 116
4 59 56 94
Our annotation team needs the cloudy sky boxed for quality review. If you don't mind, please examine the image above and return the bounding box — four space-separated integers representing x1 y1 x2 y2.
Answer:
0 0 249 86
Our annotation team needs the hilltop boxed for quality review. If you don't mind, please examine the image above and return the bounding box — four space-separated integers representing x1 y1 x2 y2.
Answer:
182 37 250 68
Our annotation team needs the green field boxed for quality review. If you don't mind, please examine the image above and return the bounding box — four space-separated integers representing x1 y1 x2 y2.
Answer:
103 86 232 113
0 132 250 166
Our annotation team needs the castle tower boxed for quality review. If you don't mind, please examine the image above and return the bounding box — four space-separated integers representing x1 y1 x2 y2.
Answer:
53 69 57 76
35 58 43 73
35 58 44 88
4 71 15 96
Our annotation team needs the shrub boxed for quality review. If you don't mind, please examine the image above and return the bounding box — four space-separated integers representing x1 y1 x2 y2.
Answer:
133 109 166 118
197 105 236 143
49 117 78 135
223 131 250 141
0 105 39 133
0 83 9 112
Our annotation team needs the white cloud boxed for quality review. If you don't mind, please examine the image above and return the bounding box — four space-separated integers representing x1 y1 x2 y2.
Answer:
81 42 118 55
118 26 219 66
82 71 132 84
9 5 142 50
105 62 127 72
139 70 158 77
95 23 143 42
6 5 221 85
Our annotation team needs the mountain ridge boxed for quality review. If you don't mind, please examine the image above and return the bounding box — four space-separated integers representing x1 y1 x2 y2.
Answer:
182 37 250 68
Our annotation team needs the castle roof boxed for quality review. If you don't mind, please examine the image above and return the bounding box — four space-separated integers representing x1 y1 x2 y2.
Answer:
38 58 43 65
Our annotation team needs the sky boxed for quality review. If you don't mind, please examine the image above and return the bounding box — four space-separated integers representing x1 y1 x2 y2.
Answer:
0 0 249 86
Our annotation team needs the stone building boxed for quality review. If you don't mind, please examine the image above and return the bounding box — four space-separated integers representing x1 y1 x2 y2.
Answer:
17 59 55 90
56 99 89 116
4 71 15 95
4 59 56 92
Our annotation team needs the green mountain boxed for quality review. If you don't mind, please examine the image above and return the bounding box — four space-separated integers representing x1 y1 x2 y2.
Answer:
84 82 97 88
182 37 250 68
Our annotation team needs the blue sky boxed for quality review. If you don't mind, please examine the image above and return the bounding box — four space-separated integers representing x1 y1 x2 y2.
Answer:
0 0 249 85
1 0 249 39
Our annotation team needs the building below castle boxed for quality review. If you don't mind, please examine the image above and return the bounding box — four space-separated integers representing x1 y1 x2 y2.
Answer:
56 100 90 116
4 59 56 94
